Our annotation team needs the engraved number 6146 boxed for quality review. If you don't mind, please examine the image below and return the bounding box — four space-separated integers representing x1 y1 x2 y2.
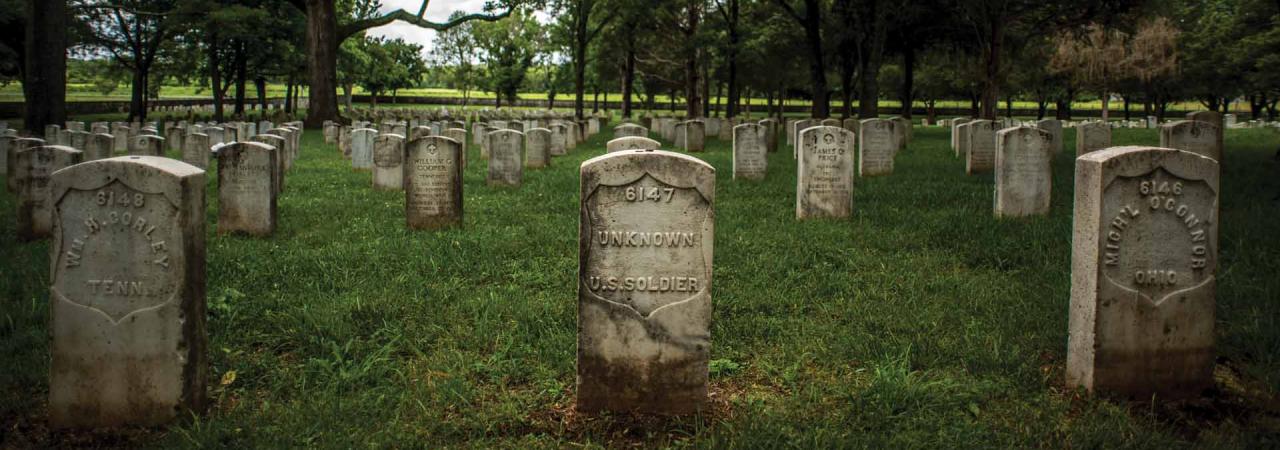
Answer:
625 186 675 203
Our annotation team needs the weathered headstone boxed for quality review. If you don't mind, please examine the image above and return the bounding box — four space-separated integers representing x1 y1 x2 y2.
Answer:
129 135 165 157
1160 120 1221 162
577 149 714 414
613 124 648 139
791 119 821 157
679 120 705 152
1067 146 1218 399
372 134 406 190
404 136 463 229
607 136 661 153
1186 111 1224 159
858 118 897 177
216 142 278 236
486 130 524 187
15 146 83 240
443 128 468 167
525 128 551 169
48 156 207 427
550 124 568 156
758 119 779 153
1076 121 1112 156
183 133 211 172
951 118 973 154
350 128 377 170
1035 119 1064 155
965 120 997 174
164 126 184 152
994 127 1054 217
796 126 855 219
249 134 286 194
732 123 767 180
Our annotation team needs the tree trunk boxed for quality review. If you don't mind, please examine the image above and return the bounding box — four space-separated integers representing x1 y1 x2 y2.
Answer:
684 0 702 118
701 53 712 117
857 40 882 118
593 88 600 112
285 78 295 113
979 18 1003 120
801 0 828 118
622 47 635 118
23 0 67 135
725 0 740 118
255 77 267 118
1100 90 1109 121
1005 97 1012 118
1123 95 1131 120
234 42 247 116
207 32 224 122
572 0 589 119
900 43 914 118
129 67 147 121
839 52 853 118
303 0 341 127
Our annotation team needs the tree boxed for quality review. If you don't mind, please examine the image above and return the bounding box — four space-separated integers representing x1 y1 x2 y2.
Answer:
432 11 477 106
285 0 519 127
473 10 538 108
78 0 180 121
771 0 828 117
1049 24 1127 120
24 0 69 132
955 0 1139 119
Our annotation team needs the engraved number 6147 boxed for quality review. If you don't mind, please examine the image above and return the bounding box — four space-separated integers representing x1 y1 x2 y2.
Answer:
625 186 675 203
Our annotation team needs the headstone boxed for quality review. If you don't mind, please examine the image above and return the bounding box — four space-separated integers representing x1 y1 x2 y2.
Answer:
1035 119 1064 155
576 149 714 414
249 134 287 194
1160 120 1221 162
48 156 207 427
0 135 11 176
1076 121 1112 156
323 121 338 144
182 133 211 170
350 128 377 170
613 124 647 139
550 124 568 156
45 124 61 143
404 136 463 229
758 119 778 153
486 130 524 187
443 128 468 166
8 138 45 193
205 126 225 146
524 128 551 169
792 119 821 158
951 118 973 153
679 120 705 152
965 120 997 174
1185 111 1224 158
216 142 278 236
372 134 407 190
410 126 433 142
129 135 165 157
994 127 1053 217
65 130 90 154
15 145 83 240
113 125 130 153
606 136 661 153
86 133 113 161
858 119 897 177
1067 146 1219 399
164 126 184 152
732 123 767 181
796 126 855 219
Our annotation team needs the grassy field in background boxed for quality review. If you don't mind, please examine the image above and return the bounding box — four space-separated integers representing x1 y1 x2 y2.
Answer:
0 83 1250 115
1 121 1279 447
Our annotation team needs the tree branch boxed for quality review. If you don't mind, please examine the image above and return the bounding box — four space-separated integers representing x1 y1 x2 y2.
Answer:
771 0 804 24
339 7 513 41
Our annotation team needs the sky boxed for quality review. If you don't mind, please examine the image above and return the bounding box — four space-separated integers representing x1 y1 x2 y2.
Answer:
365 0 500 58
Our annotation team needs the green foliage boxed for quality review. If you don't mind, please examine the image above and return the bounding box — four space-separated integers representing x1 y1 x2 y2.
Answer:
472 10 541 104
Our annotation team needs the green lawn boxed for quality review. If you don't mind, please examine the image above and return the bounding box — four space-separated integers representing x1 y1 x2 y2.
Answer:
0 83 1254 116
1 123 1278 447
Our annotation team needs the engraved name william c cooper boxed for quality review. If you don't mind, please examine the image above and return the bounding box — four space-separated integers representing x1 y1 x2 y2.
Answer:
55 181 180 322
1102 168 1214 304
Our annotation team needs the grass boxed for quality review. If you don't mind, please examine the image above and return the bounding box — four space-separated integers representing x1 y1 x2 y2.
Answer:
1 119 1279 447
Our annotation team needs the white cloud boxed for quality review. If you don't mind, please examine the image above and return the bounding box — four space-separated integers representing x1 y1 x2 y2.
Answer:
365 0 492 58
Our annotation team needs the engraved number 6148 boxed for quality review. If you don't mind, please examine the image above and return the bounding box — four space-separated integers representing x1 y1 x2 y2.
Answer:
625 186 675 203
96 190 145 208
